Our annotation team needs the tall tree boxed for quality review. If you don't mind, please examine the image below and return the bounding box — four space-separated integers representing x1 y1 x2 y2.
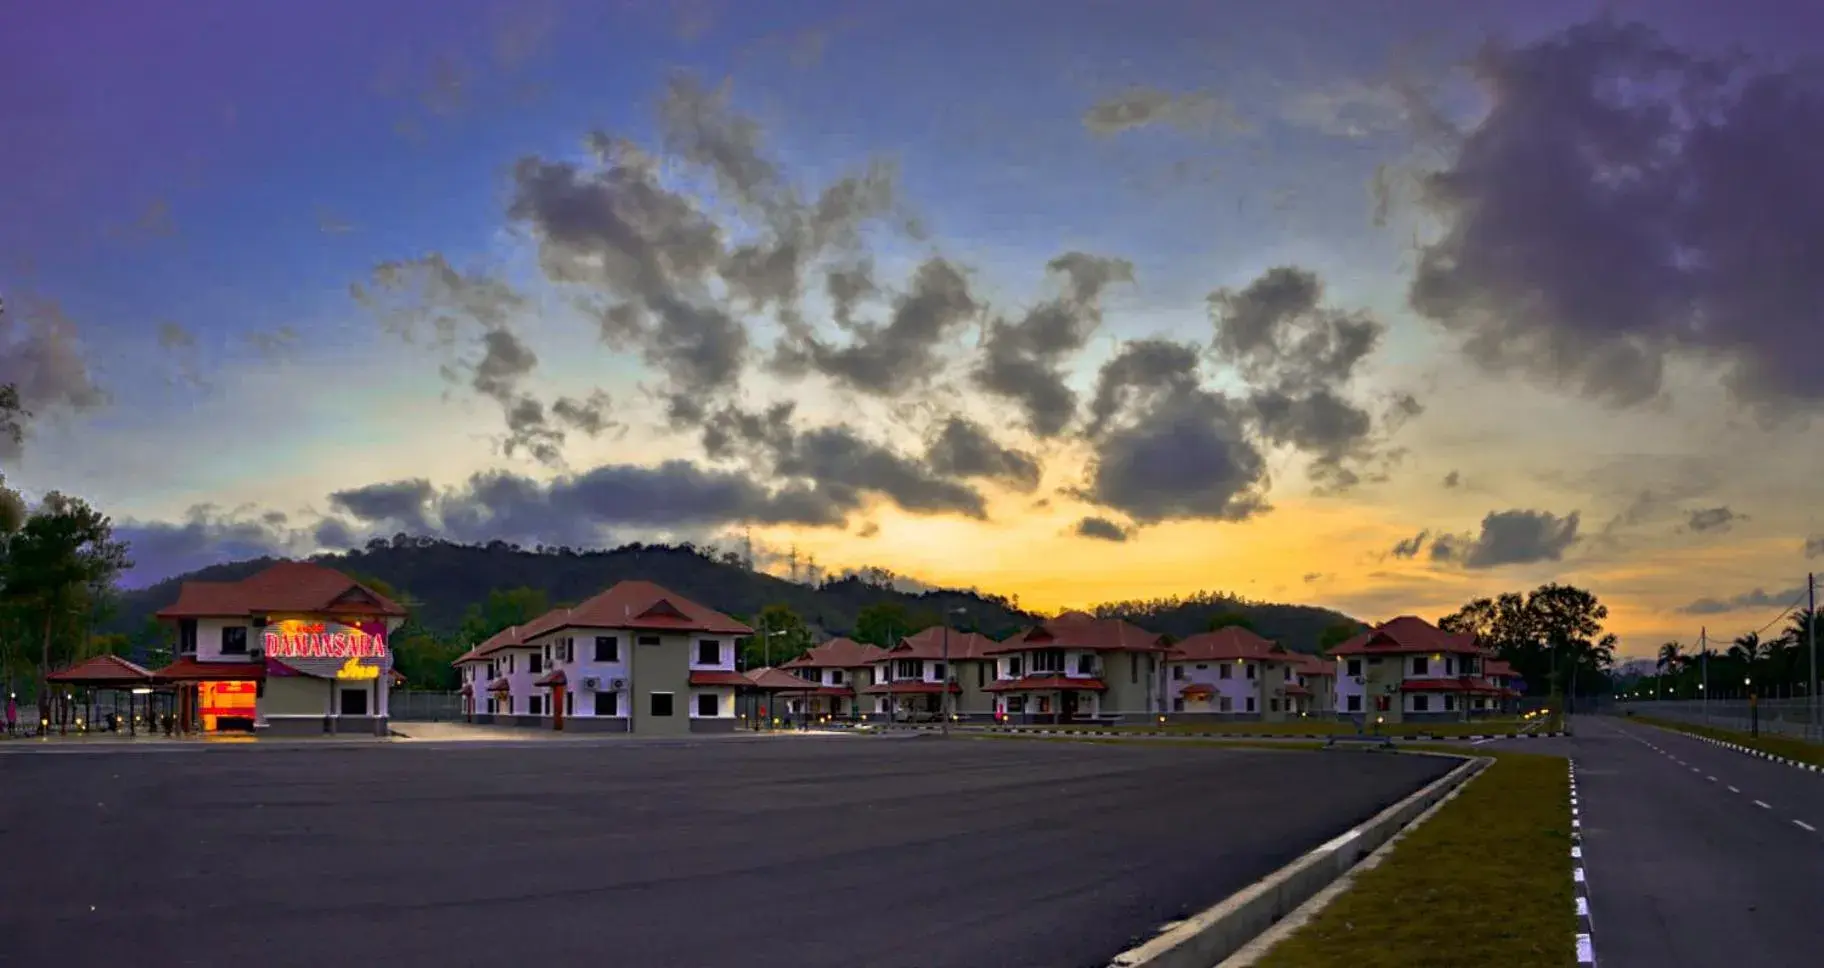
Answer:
1205 610 1257 633
853 601 940 648
2 493 131 708
742 603 813 669
458 586 551 645
1318 621 1366 651
1441 583 1615 708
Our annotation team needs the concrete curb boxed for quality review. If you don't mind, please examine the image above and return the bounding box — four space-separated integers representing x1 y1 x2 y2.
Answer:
1640 723 1822 774
925 725 1569 741
1104 753 1492 968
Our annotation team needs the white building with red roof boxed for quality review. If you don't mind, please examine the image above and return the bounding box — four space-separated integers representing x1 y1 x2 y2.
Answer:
1326 615 1507 722
1164 627 1304 720
983 612 1169 723
451 580 752 735
779 637 892 719
864 626 1001 722
153 561 408 736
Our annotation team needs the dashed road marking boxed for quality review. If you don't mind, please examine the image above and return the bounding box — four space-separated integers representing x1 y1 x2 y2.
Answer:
1754 799 1772 810
1795 820 1817 833
1729 785 1741 794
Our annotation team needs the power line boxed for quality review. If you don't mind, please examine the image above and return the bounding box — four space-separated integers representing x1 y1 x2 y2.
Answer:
1712 586 1809 646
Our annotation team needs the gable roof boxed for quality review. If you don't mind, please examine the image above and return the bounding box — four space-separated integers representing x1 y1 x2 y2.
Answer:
546 581 752 637
891 627 1000 661
1169 627 1289 663
1326 616 1482 657
452 608 574 665
782 637 892 669
987 615 1167 654
155 561 406 620
1290 652 1335 676
47 654 155 684
744 666 831 691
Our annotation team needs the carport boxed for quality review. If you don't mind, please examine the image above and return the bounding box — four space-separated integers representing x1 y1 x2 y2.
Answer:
44 655 167 735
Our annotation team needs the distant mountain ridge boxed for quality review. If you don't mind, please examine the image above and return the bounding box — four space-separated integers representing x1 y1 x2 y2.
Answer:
105 539 1363 650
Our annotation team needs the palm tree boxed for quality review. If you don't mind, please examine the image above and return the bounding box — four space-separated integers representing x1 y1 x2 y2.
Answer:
1786 609 1819 696
1729 632 1772 695
1657 641 1686 698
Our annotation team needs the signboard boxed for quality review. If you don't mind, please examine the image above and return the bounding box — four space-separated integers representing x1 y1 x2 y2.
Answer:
263 618 389 659
335 657 380 681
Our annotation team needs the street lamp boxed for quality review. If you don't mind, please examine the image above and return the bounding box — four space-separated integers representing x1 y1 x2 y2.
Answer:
941 606 967 738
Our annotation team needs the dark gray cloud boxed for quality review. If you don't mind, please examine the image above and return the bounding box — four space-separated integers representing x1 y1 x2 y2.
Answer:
1083 338 1204 437
1442 470 1460 488
976 252 1134 437
1389 530 1428 559
1073 516 1130 542
1082 86 1241 135
1684 506 1743 534
0 296 107 458
1805 535 1824 559
1082 383 1269 525
1410 19 1824 416
1429 509 1581 569
115 505 309 588
923 417 1041 491
1680 584 1807 616
773 257 979 395
329 479 438 532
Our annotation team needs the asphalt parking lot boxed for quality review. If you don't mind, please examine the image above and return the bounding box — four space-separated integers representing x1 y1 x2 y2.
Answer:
0 736 1453 968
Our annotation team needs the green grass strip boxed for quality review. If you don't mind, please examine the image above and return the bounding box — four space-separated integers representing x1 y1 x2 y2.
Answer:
1627 713 1824 768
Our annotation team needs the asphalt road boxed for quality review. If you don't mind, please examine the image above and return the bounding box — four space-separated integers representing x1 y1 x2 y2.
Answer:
0 736 1449 968
1571 717 1824 968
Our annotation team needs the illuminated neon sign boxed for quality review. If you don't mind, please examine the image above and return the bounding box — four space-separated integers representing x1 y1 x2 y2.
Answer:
335 657 381 681
263 619 388 659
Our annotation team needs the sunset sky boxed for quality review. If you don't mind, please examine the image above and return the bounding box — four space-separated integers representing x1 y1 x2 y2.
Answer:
5 0 1823 656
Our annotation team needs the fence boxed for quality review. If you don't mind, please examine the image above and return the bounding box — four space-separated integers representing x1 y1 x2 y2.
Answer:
1620 698 1824 743
388 691 465 721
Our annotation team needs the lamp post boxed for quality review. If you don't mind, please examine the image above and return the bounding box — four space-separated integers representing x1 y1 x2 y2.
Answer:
941 606 966 738
1745 675 1757 738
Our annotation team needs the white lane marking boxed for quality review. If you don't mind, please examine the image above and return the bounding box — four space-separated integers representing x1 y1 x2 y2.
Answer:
1728 785 1741 794
1795 820 1817 832
1753 800 1771 810
1706 775 1717 782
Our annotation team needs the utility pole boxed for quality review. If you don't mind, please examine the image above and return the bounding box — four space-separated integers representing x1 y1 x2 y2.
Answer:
941 623 951 738
1700 626 1709 725
1809 573 1818 741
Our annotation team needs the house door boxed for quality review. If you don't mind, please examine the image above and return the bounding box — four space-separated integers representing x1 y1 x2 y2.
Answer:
1061 691 1079 723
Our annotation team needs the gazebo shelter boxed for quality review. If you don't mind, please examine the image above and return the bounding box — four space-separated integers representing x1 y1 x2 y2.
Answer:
44 655 170 736
740 666 845 730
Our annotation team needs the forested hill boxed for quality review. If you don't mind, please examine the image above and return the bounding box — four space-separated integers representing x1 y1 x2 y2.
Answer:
107 538 1363 650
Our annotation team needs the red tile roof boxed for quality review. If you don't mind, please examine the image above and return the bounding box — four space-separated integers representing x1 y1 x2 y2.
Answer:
155 561 406 619
152 657 266 682
782 637 892 669
860 680 962 695
1178 682 1215 696
690 670 753 687
47 655 155 685
1399 677 1504 695
553 581 752 636
1170 627 1289 663
744 667 845 693
533 669 567 687
984 676 1107 692
988 615 1166 654
1327 616 1482 657
1484 659 1519 679
892 626 1000 661
487 677 512 693
1291 653 1335 676
1283 682 1313 697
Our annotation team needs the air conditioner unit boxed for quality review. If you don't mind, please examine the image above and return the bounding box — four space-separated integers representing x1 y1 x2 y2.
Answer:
1352 676 1365 685
609 677 627 690
582 676 600 690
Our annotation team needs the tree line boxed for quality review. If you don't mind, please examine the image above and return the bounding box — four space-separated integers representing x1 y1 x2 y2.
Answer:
1649 609 1819 700
1437 582 1618 711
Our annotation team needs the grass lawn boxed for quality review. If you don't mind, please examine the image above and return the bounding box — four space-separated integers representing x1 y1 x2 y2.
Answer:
1256 751 1576 968
1628 713 1824 768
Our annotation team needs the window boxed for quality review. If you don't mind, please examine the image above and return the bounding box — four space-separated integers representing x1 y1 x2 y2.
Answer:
829 668 844 685
1172 698 1185 712
562 639 574 663
543 644 551 664
1031 650 1065 674
1246 697 1256 713
529 653 543 674
1412 656 1429 676
339 689 368 716
1130 654 1138 684
506 696 515 715
1347 694 1362 712
1219 696 1233 713
506 654 514 674
869 666 880 686
697 640 719 665
596 691 617 716
1219 664 1232 680
1245 663 1256 680
1005 696 1026 713
594 636 619 662
487 697 497 714
1445 656 1455 676
1195 663 1208 670
179 620 199 655
528 694 543 716
977 664 986 688
566 692 575 716
638 635 661 647
1172 665 1185 681
1007 657 1023 677
933 662 946 682
486 662 497 680
1443 695 1456 712
696 693 718 717
222 626 248 655
1413 694 1430 712
650 692 674 717
1346 659 1362 677
1269 698 1279 713
1076 653 1095 675
894 659 921 680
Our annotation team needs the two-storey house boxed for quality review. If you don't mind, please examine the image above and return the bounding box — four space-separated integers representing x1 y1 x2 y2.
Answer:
1288 652 1337 716
866 627 1000 722
453 581 752 735
1164 627 1300 721
1327 616 1501 723
1482 657 1525 713
984 612 1168 723
152 561 408 736
780 637 892 719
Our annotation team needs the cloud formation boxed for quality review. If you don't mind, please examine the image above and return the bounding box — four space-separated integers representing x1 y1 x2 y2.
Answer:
1082 86 1241 135
0 297 107 457
1073 515 1130 542
1390 510 1582 570
1411 19 1824 417
1680 584 1807 617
